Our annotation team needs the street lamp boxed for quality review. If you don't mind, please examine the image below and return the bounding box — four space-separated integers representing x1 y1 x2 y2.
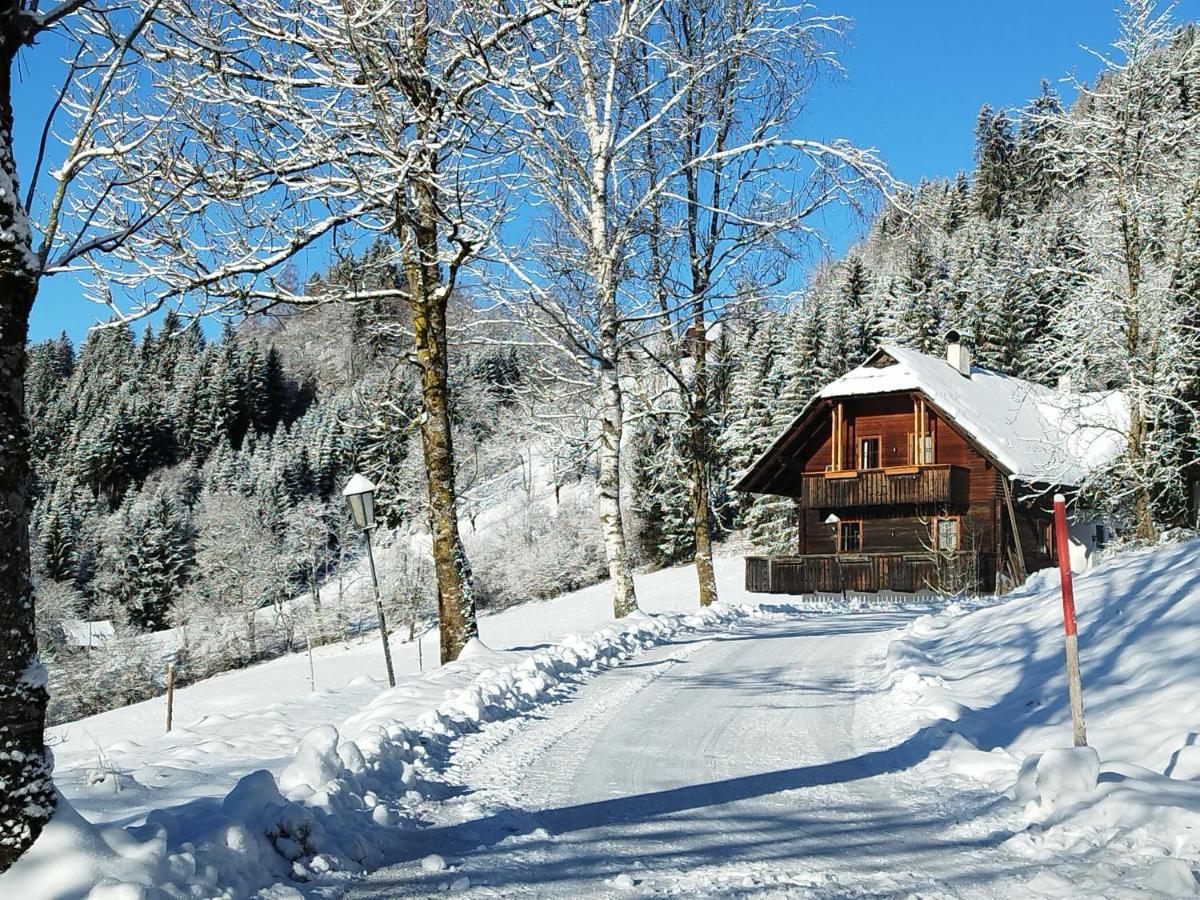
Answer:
825 513 848 603
342 473 396 688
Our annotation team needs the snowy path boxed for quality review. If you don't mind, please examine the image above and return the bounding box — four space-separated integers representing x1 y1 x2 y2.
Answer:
351 613 1026 898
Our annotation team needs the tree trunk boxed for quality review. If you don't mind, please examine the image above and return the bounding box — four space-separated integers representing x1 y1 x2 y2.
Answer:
402 0 478 665
0 50 54 871
689 373 718 608
413 312 478 663
1130 405 1157 543
405 171 477 664
598 360 637 617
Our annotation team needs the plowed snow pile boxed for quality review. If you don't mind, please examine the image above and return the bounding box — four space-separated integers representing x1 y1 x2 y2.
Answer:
887 538 1200 896
0 601 778 899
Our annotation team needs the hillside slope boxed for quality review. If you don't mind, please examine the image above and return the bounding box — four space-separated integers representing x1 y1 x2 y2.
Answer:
888 539 1200 895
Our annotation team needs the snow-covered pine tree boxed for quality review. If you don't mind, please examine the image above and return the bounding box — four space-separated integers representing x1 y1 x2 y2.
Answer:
739 306 821 553
973 104 1016 221
890 242 945 353
1037 0 1200 538
629 410 694 567
1013 81 1068 212
37 487 80 584
819 254 880 378
719 308 785 514
96 488 192 631
842 255 882 365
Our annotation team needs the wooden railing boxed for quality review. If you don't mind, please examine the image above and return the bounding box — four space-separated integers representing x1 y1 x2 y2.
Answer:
746 552 991 595
799 464 970 509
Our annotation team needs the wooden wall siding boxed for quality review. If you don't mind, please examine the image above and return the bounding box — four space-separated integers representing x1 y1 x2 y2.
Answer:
801 508 971 555
745 553 995 594
745 556 771 592
841 395 918 469
750 391 1067 594
800 465 970 509
803 413 834 473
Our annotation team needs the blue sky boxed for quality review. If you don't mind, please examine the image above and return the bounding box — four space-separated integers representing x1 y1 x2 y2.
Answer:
24 0 1200 344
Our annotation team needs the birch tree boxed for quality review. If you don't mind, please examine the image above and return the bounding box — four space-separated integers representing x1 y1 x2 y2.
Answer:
496 0 892 614
645 0 892 606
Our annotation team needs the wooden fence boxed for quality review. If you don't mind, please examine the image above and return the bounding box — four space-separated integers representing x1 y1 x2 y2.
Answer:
745 551 990 595
799 465 970 509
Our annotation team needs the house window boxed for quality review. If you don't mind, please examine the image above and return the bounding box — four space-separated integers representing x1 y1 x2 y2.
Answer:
910 433 935 465
1040 520 1057 560
859 437 881 470
838 521 862 553
934 517 960 553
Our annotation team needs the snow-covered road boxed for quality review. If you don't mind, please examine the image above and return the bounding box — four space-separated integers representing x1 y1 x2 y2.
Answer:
351 612 1024 898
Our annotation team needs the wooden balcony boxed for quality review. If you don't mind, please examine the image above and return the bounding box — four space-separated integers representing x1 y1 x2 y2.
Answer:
799 464 970 510
745 552 993 595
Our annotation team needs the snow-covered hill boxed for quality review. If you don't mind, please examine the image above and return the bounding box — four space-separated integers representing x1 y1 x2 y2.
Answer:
1 558 815 898
887 539 1200 895
11 540 1200 898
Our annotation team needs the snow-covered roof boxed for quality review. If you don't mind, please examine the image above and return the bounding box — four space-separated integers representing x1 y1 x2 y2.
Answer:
742 345 1128 489
60 619 114 649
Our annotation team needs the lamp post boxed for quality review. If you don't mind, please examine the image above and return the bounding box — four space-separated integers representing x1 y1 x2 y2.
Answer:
825 513 848 603
342 473 396 688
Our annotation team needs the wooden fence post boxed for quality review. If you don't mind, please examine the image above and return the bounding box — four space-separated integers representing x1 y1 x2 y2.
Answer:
1053 494 1088 747
165 662 176 733
306 632 315 692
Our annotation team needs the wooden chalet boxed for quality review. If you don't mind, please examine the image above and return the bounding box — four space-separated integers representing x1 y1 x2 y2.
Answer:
734 334 1126 596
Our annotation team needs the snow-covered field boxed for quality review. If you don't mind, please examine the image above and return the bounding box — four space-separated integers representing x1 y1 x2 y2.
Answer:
2 557 862 898
8 540 1200 898
886 538 1200 896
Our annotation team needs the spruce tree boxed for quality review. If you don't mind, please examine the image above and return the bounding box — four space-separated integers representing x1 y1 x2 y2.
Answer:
38 490 79 583
630 412 693 566
892 243 945 352
973 105 1016 221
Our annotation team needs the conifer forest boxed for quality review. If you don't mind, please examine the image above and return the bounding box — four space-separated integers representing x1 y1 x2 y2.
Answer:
0 0 1198 886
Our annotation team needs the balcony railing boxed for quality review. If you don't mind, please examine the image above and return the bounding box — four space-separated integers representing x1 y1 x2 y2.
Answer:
799 464 970 510
746 552 992 595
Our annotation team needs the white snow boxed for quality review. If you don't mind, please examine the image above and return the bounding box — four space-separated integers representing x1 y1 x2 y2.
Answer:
1033 747 1100 808
13 539 1200 897
3 558 825 899
59 620 115 649
886 538 1200 895
340 473 377 497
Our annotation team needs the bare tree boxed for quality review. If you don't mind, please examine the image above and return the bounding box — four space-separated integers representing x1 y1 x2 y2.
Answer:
0 1 228 869
97 0 573 663
639 0 893 606
494 0 893 615
284 499 334 615
1036 0 1200 540
184 492 284 665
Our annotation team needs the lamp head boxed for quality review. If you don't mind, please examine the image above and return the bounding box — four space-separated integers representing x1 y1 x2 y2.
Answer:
341 473 377 530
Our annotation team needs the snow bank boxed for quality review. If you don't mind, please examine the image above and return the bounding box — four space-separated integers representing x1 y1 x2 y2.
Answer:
2 603 761 899
885 539 1200 895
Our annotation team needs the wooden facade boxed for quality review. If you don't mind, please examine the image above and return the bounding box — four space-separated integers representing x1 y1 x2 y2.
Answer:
736 389 1060 596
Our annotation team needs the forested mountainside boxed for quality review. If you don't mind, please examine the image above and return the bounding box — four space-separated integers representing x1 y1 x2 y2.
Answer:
717 17 1200 548
25 298 573 722
27 8 1200 722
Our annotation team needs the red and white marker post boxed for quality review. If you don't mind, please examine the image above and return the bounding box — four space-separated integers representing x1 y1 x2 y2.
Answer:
1053 493 1088 747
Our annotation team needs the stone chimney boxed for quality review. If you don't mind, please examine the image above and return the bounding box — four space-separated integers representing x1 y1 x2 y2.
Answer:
945 330 972 377
1058 372 1074 394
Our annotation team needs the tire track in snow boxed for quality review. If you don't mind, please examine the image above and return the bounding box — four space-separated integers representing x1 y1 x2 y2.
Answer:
446 636 715 815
